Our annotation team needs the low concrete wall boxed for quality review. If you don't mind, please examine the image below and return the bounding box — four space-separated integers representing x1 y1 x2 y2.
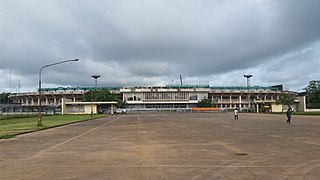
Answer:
271 104 282 112
296 96 306 112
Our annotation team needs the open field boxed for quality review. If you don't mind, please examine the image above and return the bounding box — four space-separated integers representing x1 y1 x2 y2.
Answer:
0 112 319 179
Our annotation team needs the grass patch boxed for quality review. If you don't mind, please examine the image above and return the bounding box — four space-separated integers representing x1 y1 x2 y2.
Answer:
271 112 320 115
0 134 15 139
293 112 320 115
0 114 106 138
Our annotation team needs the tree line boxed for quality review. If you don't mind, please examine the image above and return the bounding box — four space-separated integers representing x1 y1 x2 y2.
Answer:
0 93 11 104
305 80 320 108
83 88 126 108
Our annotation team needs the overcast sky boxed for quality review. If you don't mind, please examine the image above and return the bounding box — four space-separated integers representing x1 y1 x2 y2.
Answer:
1 0 320 93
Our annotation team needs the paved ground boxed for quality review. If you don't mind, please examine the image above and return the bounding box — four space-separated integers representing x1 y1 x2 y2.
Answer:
0 112 319 180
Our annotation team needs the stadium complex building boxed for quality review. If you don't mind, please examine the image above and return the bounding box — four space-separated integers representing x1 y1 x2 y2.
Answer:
8 84 306 114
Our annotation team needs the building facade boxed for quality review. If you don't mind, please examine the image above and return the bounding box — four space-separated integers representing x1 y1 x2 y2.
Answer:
121 86 209 109
120 85 297 112
8 84 302 113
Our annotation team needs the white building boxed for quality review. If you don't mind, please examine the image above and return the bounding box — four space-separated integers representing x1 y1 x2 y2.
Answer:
9 85 303 113
120 85 298 112
121 86 209 109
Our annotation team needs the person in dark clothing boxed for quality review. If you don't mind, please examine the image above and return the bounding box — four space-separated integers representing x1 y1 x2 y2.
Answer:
286 107 292 124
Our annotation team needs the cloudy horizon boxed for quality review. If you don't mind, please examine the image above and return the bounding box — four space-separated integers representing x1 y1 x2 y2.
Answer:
1 0 320 93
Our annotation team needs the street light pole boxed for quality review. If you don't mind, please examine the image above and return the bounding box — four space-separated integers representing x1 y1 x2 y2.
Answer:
90 75 101 118
38 58 79 126
244 74 253 112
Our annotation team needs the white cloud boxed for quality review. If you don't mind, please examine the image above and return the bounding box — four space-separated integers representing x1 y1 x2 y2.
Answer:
0 0 320 92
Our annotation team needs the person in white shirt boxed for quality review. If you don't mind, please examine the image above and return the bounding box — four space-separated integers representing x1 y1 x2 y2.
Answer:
234 108 239 120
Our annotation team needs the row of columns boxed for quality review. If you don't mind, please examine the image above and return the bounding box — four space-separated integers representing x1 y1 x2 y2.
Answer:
14 96 78 106
212 94 277 109
12 92 85 106
16 97 60 106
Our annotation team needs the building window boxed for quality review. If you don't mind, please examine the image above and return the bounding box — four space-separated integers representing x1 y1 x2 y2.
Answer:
190 95 197 100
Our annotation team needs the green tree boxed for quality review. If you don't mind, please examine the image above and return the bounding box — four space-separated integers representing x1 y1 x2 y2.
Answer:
83 88 125 108
275 94 296 109
117 100 127 108
0 93 11 104
304 81 320 108
198 99 213 107
83 88 118 102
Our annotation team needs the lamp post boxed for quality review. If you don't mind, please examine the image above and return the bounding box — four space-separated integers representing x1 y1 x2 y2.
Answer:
244 74 253 112
38 58 79 126
91 75 101 117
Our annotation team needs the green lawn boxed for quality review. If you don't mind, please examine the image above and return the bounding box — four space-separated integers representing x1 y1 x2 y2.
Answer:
0 114 106 139
271 111 320 115
293 111 320 115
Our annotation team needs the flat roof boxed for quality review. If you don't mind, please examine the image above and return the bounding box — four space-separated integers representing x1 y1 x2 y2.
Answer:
39 84 283 92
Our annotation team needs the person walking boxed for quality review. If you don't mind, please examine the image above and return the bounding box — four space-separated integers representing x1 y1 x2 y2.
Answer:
286 107 292 124
234 108 239 120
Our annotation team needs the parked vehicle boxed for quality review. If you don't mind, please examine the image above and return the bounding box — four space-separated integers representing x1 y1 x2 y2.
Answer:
115 109 128 114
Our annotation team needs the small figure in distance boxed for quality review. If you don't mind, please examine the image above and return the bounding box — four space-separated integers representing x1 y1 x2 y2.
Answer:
234 108 239 120
286 107 292 124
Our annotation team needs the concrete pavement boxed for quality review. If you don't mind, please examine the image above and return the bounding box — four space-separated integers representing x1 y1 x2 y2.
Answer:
0 113 320 179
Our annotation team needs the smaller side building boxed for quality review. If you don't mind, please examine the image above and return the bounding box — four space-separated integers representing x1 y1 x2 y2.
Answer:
61 98 118 115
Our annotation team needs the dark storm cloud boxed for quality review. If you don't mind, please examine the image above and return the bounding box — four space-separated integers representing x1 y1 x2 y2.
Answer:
0 0 320 91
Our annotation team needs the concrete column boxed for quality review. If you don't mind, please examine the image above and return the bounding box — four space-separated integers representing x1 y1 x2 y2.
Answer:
296 96 306 112
239 95 242 108
45 98 48 105
61 98 66 114
111 105 114 115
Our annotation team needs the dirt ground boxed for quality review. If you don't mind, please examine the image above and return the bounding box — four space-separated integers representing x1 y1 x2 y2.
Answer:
0 112 319 180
